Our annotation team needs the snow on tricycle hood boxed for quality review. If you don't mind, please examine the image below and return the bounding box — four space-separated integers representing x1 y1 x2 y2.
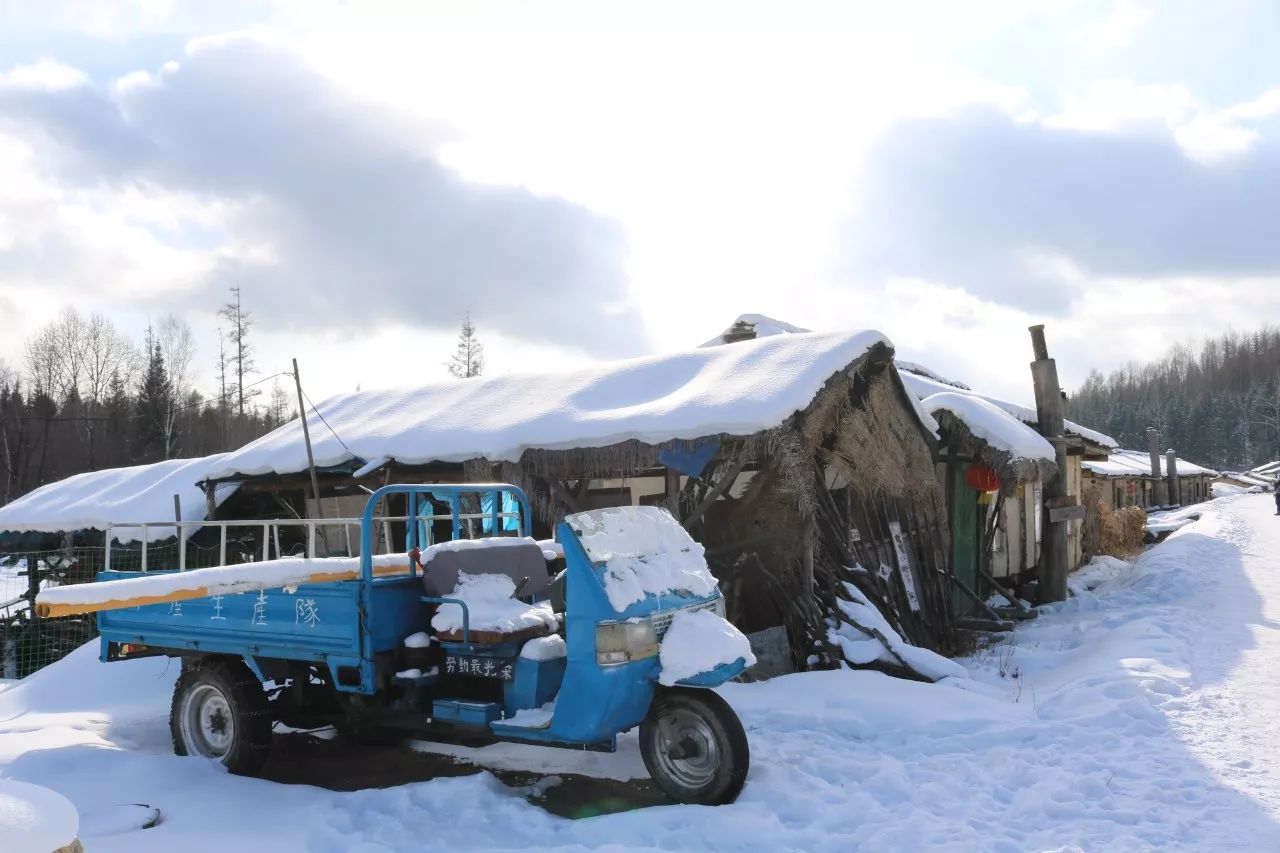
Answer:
565 506 719 612
203 329 894 480
658 608 756 686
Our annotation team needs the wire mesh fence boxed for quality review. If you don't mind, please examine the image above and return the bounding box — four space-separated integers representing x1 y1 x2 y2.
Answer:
1 549 102 680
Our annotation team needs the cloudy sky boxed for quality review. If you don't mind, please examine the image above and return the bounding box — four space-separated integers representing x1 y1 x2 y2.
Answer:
1 0 1278 402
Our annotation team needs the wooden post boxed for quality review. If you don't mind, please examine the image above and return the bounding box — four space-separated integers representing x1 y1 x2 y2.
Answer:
1166 450 1180 507
1028 325 1069 604
665 467 680 517
292 358 325 521
1146 428 1167 507
174 493 186 571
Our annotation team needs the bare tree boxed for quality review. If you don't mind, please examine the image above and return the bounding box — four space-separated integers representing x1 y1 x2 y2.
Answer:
267 377 292 427
24 309 85 400
217 286 258 415
156 314 196 458
83 313 139 404
447 312 485 379
80 313 138 468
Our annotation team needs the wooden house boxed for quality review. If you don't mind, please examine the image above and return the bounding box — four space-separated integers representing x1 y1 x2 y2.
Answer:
921 392 1056 614
896 365 1116 580
1082 451 1219 509
1213 471 1273 495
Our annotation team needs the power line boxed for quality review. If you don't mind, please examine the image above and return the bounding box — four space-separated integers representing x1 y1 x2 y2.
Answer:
300 387 355 458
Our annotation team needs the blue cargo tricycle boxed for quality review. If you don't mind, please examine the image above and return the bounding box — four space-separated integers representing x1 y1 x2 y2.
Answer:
91 484 752 805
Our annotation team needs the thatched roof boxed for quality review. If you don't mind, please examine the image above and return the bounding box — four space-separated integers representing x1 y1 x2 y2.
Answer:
204 329 910 484
930 408 1057 489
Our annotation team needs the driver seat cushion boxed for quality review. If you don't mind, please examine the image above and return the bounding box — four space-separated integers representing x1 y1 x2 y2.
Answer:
422 539 553 599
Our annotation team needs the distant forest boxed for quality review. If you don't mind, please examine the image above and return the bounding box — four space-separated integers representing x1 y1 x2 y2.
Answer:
1068 326 1280 472
0 289 292 508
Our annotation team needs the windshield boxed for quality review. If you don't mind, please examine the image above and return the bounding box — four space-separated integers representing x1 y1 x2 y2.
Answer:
564 506 719 612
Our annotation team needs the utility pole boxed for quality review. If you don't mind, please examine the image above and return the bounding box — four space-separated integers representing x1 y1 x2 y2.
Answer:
1029 325 1069 604
1147 428 1167 507
293 358 325 526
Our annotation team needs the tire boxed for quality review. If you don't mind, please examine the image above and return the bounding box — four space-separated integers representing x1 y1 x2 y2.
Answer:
640 687 750 805
170 658 272 775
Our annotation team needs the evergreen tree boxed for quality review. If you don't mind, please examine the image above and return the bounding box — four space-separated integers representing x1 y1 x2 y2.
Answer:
134 336 175 462
1068 325 1280 471
447 312 485 379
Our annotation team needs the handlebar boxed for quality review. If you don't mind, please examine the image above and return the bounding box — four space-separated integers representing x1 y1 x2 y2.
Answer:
358 483 534 583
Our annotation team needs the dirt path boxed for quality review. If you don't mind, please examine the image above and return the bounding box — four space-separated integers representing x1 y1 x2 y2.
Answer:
260 731 669 818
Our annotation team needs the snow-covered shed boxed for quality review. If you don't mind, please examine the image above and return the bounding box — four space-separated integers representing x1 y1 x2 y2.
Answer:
201 329 958 664
1213 470 1273 495
897 363 1116 578
0 453 252 582
0 455 239 541
1083 450 1220 509
921 392 1057 609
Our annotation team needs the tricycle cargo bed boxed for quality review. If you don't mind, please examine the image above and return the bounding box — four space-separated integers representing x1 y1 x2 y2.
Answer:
97 570 425 666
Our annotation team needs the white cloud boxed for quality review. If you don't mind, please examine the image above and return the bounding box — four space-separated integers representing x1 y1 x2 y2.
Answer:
1045 80 1194 133
0 60 89 90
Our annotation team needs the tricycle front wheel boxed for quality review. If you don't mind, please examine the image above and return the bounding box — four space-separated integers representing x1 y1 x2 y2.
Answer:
640 687 749 805
170 658 272 775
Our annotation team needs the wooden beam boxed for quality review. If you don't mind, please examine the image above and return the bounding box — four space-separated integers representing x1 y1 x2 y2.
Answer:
36 561 416 618
1028 325 1070 604
681 452 749 531
546 478 582 514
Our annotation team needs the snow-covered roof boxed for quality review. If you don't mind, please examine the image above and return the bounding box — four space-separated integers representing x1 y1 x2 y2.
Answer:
899 369 1118 450
1218 471 1273 487
923 393 1055 464
1082 450 1219 479
895 361 972 391
0 454 239 538
699 313 812 347
207 329 897 482
1250 461 1280 478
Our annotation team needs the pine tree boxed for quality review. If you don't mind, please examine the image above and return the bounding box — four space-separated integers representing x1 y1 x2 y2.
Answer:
135 334 175 462
447 312 485 379
102 370 131 467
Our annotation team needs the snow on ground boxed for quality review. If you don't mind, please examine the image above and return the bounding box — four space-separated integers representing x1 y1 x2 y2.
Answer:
5 496 1280 850
1146 504 1208 536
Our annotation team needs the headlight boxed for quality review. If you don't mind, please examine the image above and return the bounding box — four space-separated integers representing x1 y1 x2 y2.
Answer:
596 619 659 665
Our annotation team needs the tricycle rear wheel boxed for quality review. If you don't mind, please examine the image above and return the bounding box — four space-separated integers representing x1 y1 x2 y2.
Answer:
170 658 272 775
640 687 749 805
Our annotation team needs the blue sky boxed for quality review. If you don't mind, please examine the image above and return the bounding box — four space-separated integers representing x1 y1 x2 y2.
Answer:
1 1 1278 402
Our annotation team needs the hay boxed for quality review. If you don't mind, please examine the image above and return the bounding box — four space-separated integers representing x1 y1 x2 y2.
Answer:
1096 496 1147 559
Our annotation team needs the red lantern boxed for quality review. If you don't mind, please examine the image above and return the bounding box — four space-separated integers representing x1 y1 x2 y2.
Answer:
964 464 1001 492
